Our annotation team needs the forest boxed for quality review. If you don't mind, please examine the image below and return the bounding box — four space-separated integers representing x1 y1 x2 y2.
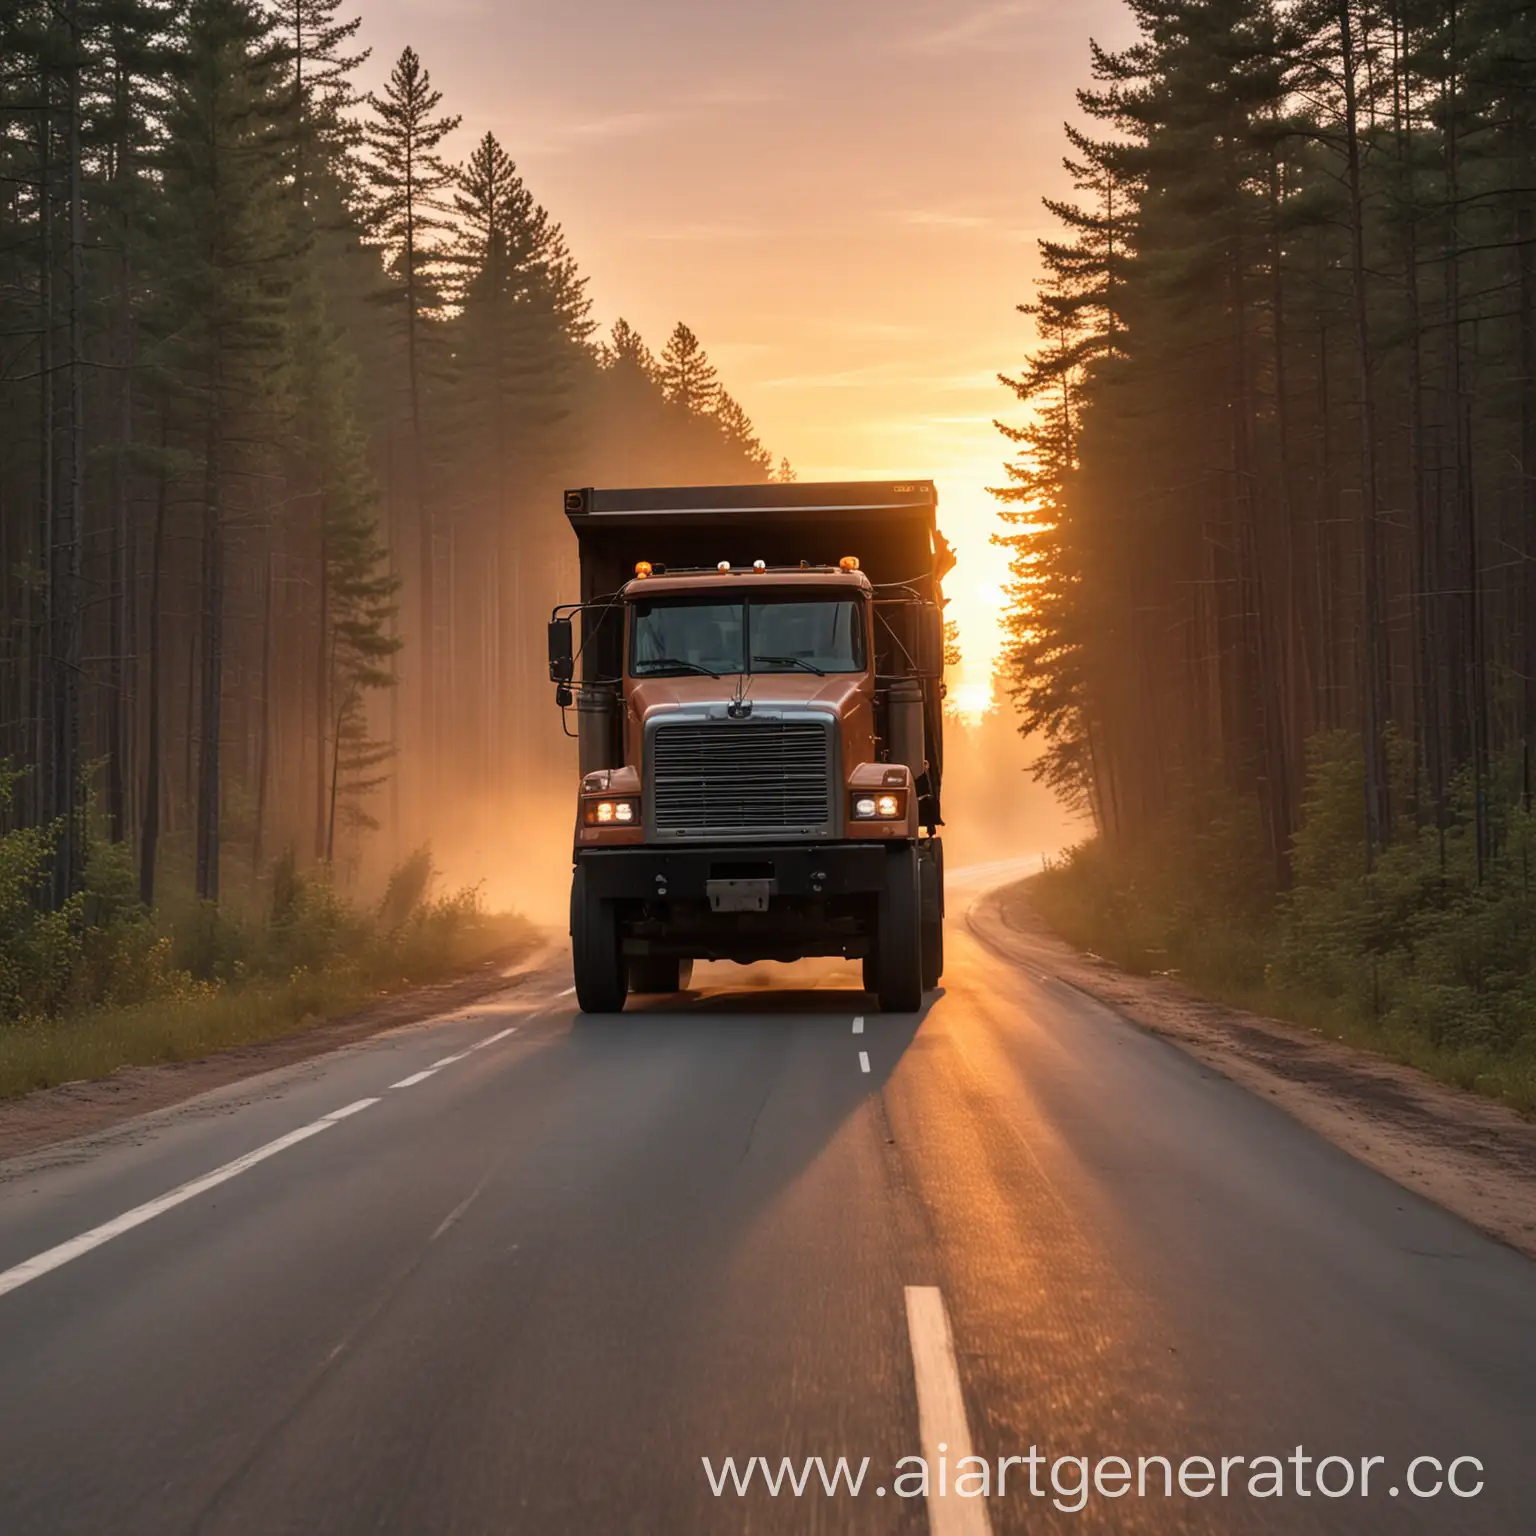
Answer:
0 0 781 1043
1002 0 1536 1103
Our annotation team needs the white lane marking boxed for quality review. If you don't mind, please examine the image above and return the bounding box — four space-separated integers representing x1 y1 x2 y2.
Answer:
557 986 576 997
859 1050 871 1074
905 1286 993 1536
390 1026 520 1089
0 1098 382 1302
325 1099 379 1122
469 1026 517 1050
852 1016 864 1034
391 1069 439 1089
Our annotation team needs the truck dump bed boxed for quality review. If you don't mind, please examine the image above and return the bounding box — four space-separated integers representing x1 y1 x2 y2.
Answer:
563 480 947 602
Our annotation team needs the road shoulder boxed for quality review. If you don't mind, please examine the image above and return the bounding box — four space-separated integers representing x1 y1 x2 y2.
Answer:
0 940 552 1166
970 879 1536 1262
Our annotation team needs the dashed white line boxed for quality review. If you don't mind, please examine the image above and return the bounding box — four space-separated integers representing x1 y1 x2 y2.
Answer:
858 1050 871 1074
391 1069 439 1089
0 1098 382 1302
905 1286 993 1535
557 986 577 997
326 1099 378 1121
852 1016 864 1034
470 1026 518 1050
393 1026 519 1090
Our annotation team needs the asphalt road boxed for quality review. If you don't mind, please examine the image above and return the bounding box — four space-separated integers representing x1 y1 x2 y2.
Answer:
0 861 1532 1535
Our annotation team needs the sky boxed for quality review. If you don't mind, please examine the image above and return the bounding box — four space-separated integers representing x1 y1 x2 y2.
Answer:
357 0 1137 718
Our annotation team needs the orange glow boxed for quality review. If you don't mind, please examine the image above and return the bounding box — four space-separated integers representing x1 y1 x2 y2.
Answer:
352 0 1136 731
839 555 860 571
634 560 653 578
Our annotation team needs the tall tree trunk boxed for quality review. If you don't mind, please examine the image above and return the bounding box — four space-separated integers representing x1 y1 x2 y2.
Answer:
408 268 434 798
314 503 329 860
1339 0 1392 857
195 377 225 904
139 414 169 908
107 47 136 847
1521 197 1536 820
1442 0 1489 876
34 60 55 841
253 548 276 871
58 0 86 902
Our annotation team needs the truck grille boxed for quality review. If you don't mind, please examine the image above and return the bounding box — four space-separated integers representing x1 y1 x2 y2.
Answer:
650 719 833 837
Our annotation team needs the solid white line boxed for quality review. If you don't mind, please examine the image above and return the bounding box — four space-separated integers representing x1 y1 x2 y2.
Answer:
0 1098 381 1302
852 1016 864 1034
905 1286 993 1536
391 1069 439 1089
858 1050 871 1074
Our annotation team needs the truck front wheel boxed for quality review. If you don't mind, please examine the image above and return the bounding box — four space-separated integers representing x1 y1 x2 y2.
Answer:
571 864 627 1013
875 843 924 1013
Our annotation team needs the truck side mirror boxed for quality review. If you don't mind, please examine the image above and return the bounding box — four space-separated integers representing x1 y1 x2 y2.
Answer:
915 604 944 679
548 617 575 682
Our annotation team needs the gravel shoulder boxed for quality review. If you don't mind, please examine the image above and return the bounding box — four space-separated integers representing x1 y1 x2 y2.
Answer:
970 879 1536 1261
0 939 552 1165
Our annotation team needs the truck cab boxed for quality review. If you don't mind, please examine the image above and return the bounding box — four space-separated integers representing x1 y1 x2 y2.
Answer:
548 481 950 1013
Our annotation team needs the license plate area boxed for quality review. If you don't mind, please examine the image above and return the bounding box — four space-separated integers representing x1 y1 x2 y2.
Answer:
707 878 775 913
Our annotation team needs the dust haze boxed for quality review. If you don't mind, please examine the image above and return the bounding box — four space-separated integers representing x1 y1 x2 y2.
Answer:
392 564 1081 936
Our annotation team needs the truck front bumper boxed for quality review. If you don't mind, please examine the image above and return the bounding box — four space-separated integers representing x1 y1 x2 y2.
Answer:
575 841 893 903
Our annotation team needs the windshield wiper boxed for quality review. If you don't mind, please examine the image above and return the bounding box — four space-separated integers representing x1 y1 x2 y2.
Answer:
753 654 826 676
636 657 722 678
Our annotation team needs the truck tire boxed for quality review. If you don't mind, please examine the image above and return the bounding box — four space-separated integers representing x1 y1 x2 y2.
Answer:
920 837 944 990
571 864 627 1013
630 956 694 994
876 842 923 1013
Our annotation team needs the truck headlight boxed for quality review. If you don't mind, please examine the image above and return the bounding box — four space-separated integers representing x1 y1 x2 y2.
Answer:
584 798 639 826
851 790 906 820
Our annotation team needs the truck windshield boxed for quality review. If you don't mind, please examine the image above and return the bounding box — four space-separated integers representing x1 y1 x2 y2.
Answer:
630 595 866 678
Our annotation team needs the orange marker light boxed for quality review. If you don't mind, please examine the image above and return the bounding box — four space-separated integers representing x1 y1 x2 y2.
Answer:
634 560 652 578
839 555 860 571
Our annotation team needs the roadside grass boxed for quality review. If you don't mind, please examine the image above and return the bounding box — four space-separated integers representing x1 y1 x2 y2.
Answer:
0 908 535 1103
1025 856 1536 1119
0 829 540 1102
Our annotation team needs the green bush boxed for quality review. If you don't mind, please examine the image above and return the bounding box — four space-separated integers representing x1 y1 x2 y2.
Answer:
1 821 525 1028
1033 775 1275 993
1030 731 1536 1112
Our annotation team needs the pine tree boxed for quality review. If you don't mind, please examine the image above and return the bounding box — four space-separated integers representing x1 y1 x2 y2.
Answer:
269 0 366 205
152 0 293 902
714 389 772 478
446 130 590 798
362 45 459 789
658 322 720 415
603 317 655 377
315 364 398 864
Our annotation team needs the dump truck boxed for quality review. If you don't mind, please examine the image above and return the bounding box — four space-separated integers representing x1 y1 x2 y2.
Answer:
548 480 952 1013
